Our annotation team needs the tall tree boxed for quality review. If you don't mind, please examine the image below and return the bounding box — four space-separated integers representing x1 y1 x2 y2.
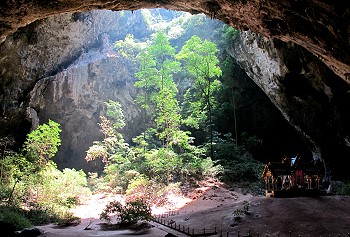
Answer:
177 35 222 158
135 32 182 184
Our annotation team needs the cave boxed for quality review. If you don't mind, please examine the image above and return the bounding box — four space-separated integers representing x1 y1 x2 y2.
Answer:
0 0 349 182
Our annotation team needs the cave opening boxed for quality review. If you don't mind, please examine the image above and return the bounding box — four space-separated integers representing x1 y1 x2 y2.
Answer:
1 2 349 181
5 9 310 174
1 3 350 236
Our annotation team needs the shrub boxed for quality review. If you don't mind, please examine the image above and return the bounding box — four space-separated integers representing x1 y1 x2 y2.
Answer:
100 200 152 226
55 210 80 227
200 157 224 178
335 181 350 195
28 161 90 208
0 206 32 230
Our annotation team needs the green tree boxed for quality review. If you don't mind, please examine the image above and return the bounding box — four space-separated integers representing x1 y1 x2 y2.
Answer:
1 120 62 206
176 35 222 158
85 100 138 192
24 120 61 167
134 32 184 184
114 34 148 60
85 100 130 164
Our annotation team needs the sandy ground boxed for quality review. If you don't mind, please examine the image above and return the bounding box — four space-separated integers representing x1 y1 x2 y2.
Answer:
37 180 350 237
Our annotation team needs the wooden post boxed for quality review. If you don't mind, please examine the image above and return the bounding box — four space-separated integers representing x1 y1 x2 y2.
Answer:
192 228 194 236
204 228 206 234
289 230 292 237
238 230 240 237
257 232 259 237
215 227 217 233
188 227 189 234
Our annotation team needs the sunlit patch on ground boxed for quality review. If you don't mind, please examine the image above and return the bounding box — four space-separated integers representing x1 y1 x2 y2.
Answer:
70 193 124 219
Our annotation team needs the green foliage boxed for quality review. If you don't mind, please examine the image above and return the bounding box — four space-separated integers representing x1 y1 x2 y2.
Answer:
243 200 250 214
24 120 61 166
114 34 148 59
29 161 90 209
86 100 130 164
104 100 126 130
233 208 244 221
0 120 88 228
177 35 222 158
335 181 350 195
134 32 186 184
212 133 264 194
200 157 224 178
87 172 110 192
232 201 250 221
177 35 222 81
0 152 33 206
1 120 63 206
0 206 32 230
223 25 238 43
25 202 78 226
100 200 152 225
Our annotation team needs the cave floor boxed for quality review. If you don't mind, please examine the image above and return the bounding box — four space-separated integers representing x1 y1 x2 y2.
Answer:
37 181 350 237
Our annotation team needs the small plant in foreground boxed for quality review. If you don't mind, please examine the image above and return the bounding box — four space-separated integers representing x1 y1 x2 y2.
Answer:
233 201 250 221
243 200 250 214
100 200 151 226
233 208 243 221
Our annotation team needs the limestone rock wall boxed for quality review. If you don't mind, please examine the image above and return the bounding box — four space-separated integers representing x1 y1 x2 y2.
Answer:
230 31 350 180
28 47 143 171
0 9 150 145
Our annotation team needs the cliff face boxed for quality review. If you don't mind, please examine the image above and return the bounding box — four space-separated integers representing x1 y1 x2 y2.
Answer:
230 31 350 180
0 10 120 142
0 11 148 136
28 47 143 171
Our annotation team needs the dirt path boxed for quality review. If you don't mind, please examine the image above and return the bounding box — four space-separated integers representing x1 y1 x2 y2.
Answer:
37 182 350 237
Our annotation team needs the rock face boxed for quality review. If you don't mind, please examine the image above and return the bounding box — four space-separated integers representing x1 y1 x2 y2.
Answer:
218 57 312 162
0 10 121 143
0 0 349 82
0 9 149 147
0 10 152 170
28 46 143 171
230 31 350 180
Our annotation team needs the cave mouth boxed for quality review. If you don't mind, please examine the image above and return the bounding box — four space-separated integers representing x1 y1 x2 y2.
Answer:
4 8 309 174
1 1 347 181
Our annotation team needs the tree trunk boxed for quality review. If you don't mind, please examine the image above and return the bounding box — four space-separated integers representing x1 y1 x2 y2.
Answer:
231 87 238 146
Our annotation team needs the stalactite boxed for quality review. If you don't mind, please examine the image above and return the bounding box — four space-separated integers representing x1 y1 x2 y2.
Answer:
205 1 221 19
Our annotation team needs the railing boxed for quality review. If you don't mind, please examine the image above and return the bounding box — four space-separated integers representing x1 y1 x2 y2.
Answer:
153 213 350 237
153 213 217 236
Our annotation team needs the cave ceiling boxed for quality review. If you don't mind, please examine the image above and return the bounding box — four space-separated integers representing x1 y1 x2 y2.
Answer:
0 0 349 82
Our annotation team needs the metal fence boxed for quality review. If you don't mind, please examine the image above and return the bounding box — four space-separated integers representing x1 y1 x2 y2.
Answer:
153 214 350 237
